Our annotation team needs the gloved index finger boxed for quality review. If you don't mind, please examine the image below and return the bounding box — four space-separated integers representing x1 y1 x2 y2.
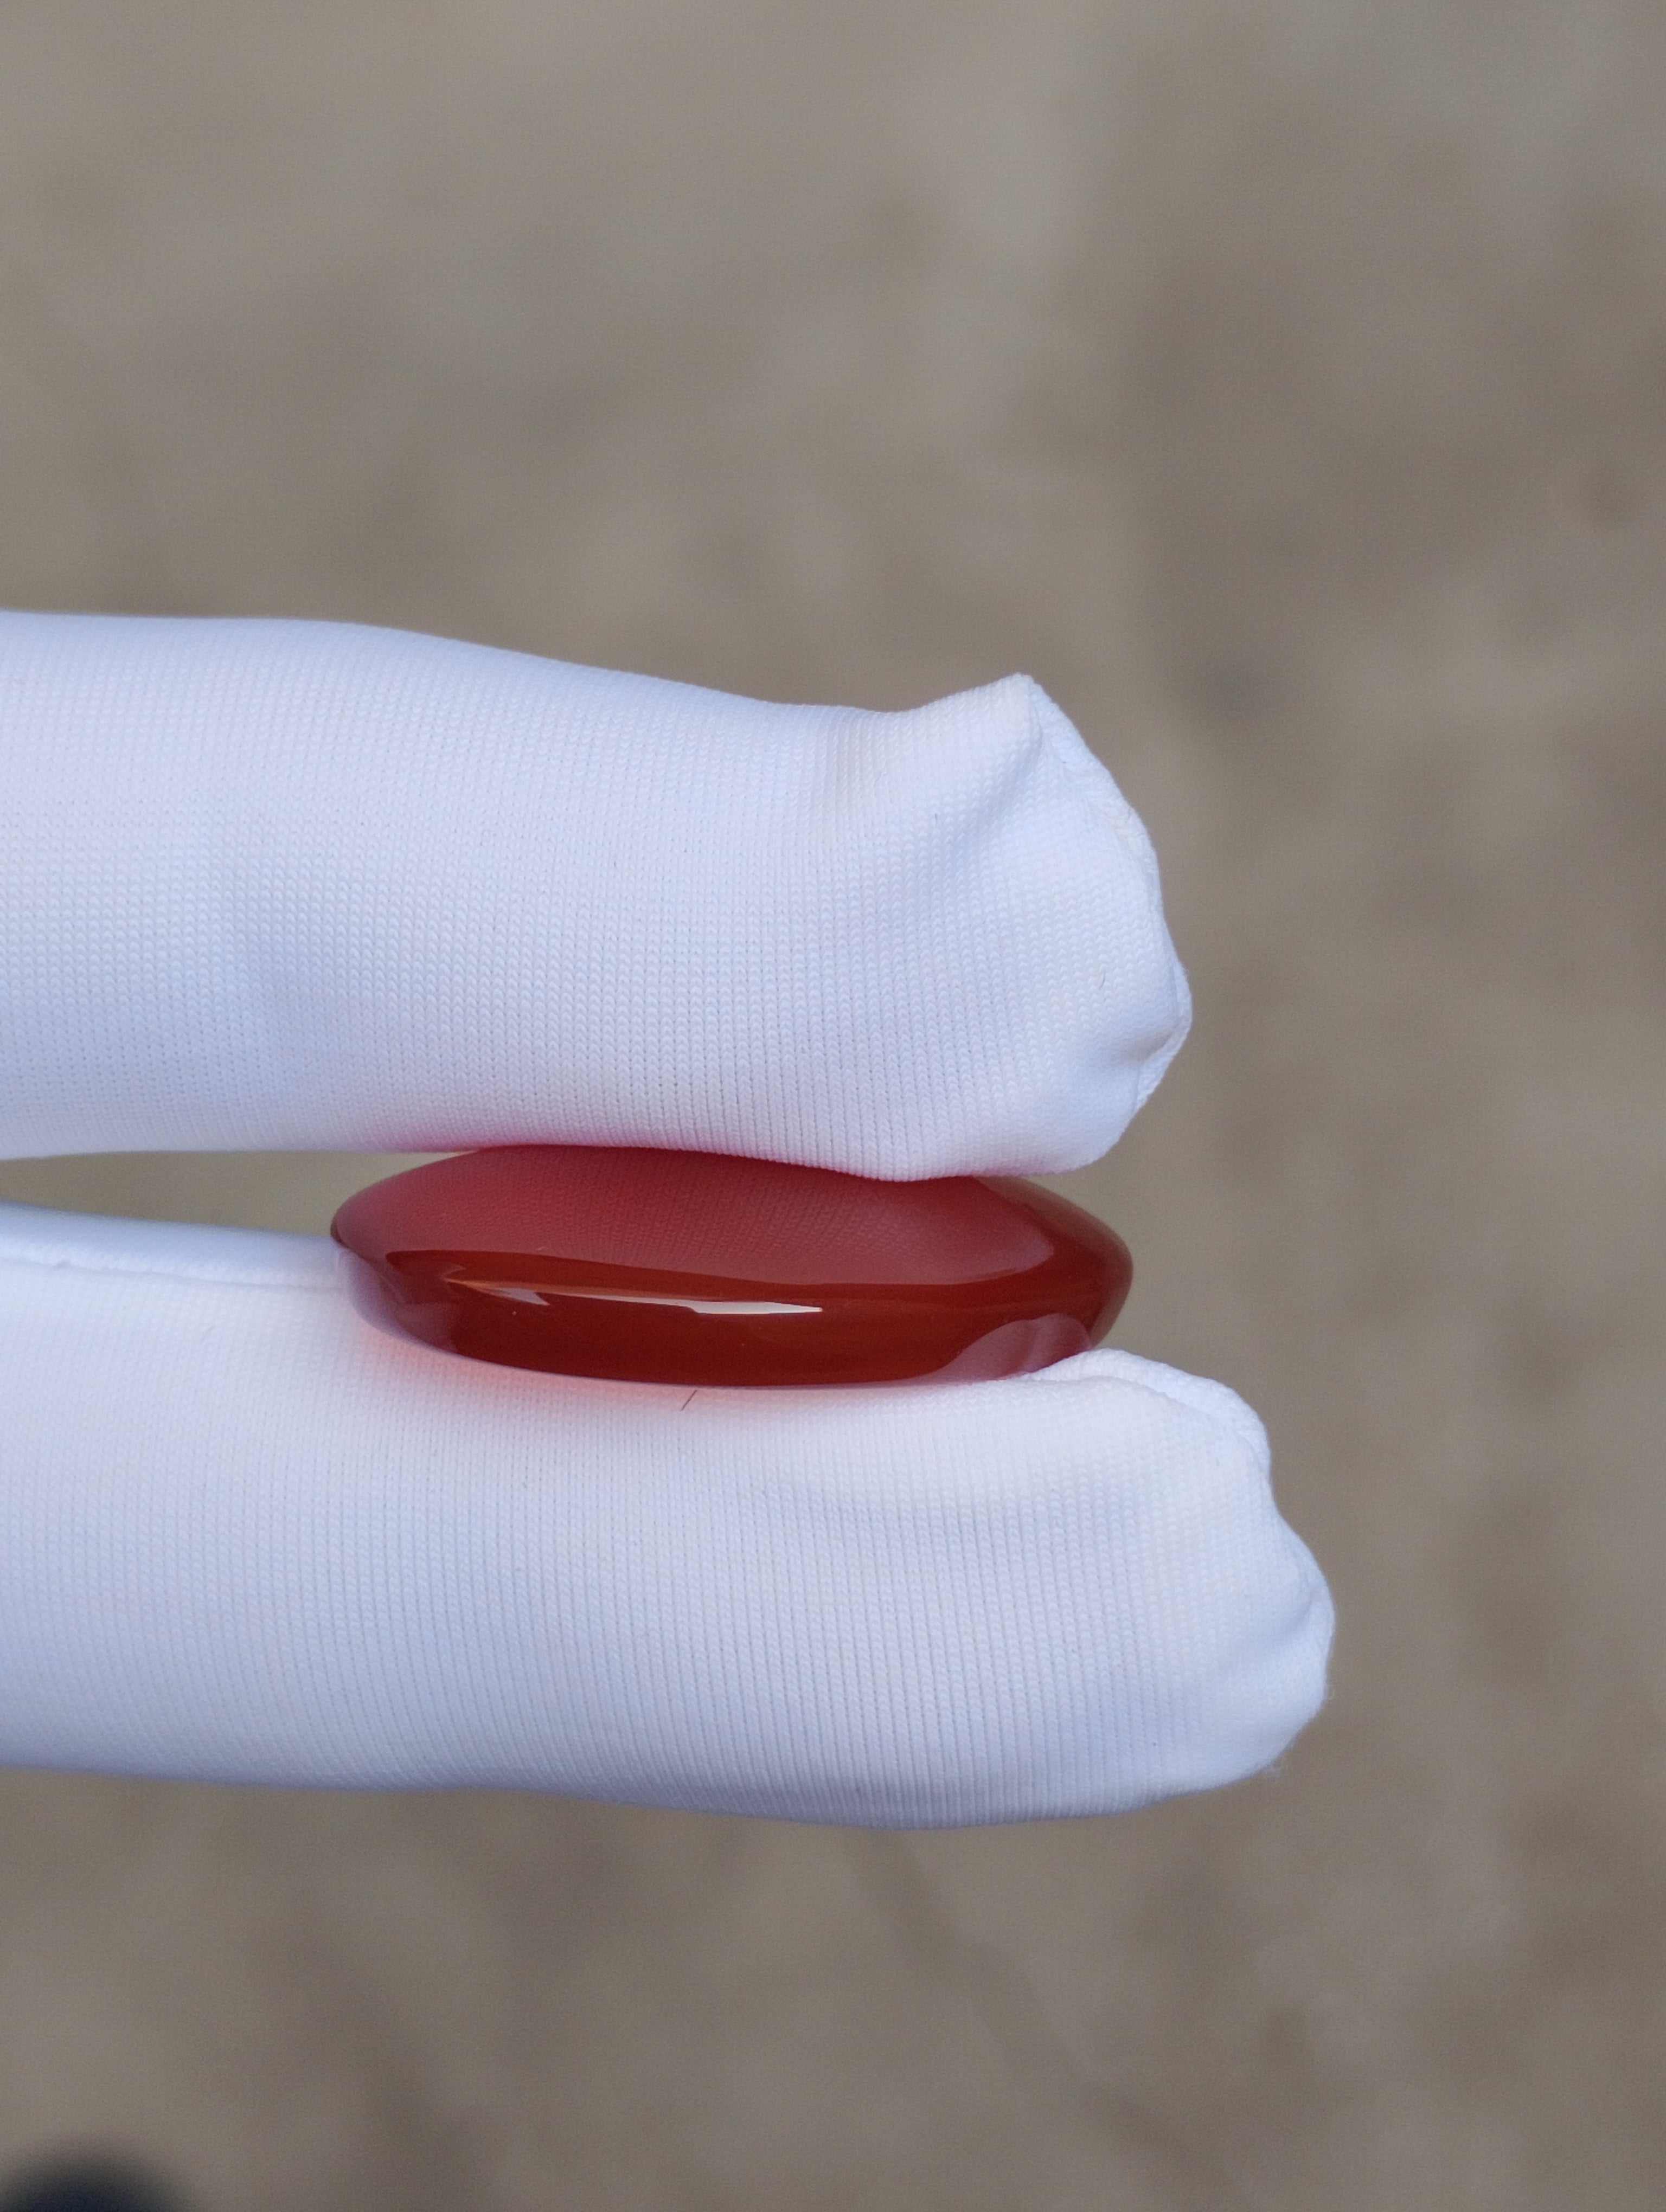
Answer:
0 611 1189 1178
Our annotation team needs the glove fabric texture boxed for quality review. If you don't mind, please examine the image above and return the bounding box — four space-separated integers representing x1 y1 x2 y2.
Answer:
0 612 1332 1826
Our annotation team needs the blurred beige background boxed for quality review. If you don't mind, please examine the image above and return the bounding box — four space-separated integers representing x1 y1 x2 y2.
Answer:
1 2 1664 2206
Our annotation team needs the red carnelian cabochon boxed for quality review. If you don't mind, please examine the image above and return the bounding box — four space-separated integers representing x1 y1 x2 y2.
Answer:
330 1146 1131 1387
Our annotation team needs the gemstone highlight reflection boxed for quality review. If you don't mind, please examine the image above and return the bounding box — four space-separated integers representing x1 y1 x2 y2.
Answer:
331 1145 1131 1387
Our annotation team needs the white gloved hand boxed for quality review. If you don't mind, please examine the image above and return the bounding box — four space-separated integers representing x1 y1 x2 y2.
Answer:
0 612 1331 1825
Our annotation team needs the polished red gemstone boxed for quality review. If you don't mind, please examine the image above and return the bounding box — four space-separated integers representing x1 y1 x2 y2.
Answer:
330 1146 1131 1387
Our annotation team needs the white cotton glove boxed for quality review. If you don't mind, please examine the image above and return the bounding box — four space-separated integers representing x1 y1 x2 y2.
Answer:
0 612 1331 1825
